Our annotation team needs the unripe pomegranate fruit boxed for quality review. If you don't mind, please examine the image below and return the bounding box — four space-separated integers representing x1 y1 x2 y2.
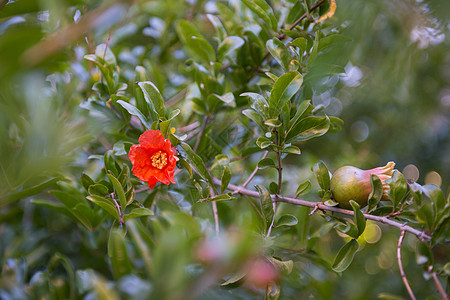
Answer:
330 162 395 209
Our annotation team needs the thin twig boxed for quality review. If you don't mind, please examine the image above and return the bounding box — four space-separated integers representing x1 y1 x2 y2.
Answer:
166 88 188 107
241 151 269 189
209 176 431 241
267 132 282 237
0 0 8 10
193 116 209 152
278 0 327 40
179 121 200 133
209 186 220 235
429 266 449 300
110 193 124 224
397 230 416 300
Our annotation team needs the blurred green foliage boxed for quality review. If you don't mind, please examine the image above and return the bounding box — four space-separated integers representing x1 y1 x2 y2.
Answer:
0 0 449 299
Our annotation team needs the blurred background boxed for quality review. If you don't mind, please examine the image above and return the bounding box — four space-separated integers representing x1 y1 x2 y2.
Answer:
0 0 449 299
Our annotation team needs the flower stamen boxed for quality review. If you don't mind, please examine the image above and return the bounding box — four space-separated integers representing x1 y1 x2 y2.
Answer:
151 151 168 170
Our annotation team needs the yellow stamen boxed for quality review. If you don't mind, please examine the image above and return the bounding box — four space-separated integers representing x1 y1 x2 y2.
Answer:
151 151 168 170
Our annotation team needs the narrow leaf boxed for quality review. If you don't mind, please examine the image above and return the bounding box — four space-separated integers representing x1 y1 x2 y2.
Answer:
107 174 127 213
217 36 245 61
350 200 366 237
179 143 212 183
295 180 312 198
87 195 120 221
285 116 330 142
267 38 291 71
221 166 231 193
116 100 151 130
258 158 276 169
256 185 274 232
108 229 132 279
138 81 166 119
368 175 383 212
387 170 407 209
123 208 154 222
313 161 330 191
332 239 359 272
268 72 303 118
274 214 298 227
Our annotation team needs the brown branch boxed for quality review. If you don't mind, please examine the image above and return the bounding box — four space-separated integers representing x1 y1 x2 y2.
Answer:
429 266 450 300
210 177 431 241
21 1 128 67
277 0 327 40
240 151 269 189
397 230 417 300
209 186 220 235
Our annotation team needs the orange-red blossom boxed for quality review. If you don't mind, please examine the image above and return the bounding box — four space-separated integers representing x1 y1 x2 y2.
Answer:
129 130 178 189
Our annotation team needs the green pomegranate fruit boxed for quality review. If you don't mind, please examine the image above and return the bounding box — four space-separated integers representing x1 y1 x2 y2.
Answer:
330 162 395 209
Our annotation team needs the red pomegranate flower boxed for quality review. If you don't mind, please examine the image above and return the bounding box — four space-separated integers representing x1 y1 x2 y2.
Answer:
129 130 178 189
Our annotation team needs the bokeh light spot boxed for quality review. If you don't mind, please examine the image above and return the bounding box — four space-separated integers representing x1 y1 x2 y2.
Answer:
403 164 419 183
425 171 442 187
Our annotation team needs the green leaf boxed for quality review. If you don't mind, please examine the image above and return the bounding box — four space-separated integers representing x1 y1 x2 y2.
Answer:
190 36 216 63
287 100 313 133
268 257 293 274
268 71 303 118
415 241 433 266
221 166 231 193
332 239 359 272
88 184 109 197
335 222 359 239
217 36 245 61
256 136 272 149
256 185 274 233
285 116 330 143
1 177 63 207
281 145 301 155
350 200 366 237
116 100 151 130
221 271 246 286
274 214 298 227
295 180 312 198
258 158 276 169
80 173 95 191
242 109 266 131
137 81 166 120
241 92 269 118
31 199 84 224
264 118 282 128
206 14 227 41
417 201 435 230
179 158 193 179
267 38 291 71
179 143 212 183
318 34 352 52
126 220 153 277
160 109 180 137
387 170 407 209
242 0 278 31
86 195 120 221
198 194 236 203
123 208 154 222
108 229 132 280
269 182 278 194
423 184 446 213
367 175 383 212
313 161 330 191
176 20 215 63
290 37 308 53
107 174 127 213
